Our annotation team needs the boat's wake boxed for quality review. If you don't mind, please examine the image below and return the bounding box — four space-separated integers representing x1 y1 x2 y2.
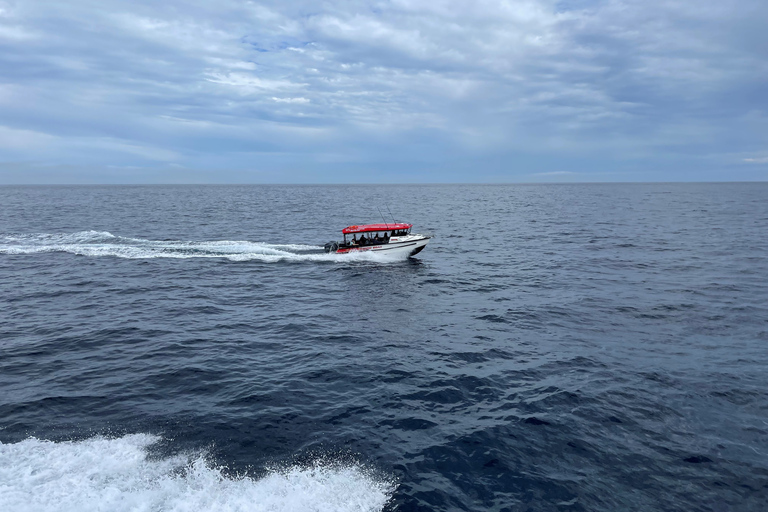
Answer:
0 434 395 512
0 231 405 263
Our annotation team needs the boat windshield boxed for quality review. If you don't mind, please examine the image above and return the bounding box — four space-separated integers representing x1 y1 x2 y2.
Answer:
344 231 392 245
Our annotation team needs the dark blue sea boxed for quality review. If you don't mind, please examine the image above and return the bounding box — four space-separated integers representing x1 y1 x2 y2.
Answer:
1 183 767 512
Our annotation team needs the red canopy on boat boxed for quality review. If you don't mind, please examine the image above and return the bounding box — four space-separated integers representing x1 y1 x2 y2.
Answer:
342 223 412 234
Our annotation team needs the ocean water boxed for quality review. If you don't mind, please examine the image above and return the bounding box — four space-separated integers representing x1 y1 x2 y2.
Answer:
0 183 767 512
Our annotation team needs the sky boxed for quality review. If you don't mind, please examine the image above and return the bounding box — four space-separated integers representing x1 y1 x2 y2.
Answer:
0 0 766 183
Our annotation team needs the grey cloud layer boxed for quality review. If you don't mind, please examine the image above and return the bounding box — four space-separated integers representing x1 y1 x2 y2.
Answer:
0 0 766 182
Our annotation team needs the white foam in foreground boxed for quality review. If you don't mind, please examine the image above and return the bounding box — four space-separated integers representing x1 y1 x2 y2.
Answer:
0 231 405 263
0 434 395 512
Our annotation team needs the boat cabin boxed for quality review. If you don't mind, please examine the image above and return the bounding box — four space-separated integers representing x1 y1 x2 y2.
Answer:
341 223 412 246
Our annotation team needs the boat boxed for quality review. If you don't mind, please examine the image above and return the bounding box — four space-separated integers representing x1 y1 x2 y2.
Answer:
324 223 431 257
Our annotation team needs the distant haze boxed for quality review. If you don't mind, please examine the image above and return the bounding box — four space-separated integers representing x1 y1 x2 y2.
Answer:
0 0 766 184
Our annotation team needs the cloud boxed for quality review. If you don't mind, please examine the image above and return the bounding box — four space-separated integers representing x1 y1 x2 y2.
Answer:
272 97 310 104
744 157 768 164
0 0 766 182
531 171 576 176
0 125 57 149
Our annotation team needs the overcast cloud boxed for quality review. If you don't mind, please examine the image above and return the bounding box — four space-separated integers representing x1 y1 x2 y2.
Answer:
0 0 766 183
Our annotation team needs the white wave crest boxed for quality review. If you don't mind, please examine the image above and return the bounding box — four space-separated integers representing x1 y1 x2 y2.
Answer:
0 434 395 512
0 231 405 263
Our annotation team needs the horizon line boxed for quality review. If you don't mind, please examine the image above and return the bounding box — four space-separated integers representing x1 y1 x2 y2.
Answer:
1 180 767 186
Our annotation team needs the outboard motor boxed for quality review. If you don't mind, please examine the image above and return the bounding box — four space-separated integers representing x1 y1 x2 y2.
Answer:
324 241 339 253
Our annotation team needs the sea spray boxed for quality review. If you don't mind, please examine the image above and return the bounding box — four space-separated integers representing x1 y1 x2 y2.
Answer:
0 231 407 263
0 434 395 512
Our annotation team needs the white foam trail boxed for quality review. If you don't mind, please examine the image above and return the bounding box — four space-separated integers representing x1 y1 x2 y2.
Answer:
0 231 406 263
0 434 395 512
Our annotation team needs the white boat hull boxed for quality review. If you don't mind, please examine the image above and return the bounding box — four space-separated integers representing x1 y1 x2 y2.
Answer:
335 234 431 258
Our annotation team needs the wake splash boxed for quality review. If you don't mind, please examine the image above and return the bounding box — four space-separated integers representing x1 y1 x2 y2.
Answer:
0 434 395 512
0 231 403 263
